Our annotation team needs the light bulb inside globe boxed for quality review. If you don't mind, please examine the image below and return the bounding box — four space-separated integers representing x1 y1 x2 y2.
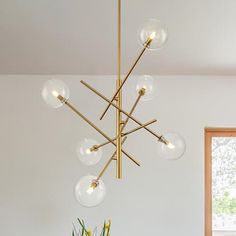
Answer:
52 90 59 97
76 139 102 166
42 79 69 108
149 31 156 40
167 142 175 150
135 75 156 101
157 132 186 160
86 186 94 195
86 148 92 155
138 19 168 50
75 175 106 207
86 181 98 195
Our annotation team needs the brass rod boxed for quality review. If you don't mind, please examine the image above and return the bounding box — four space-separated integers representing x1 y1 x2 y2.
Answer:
95 91 150 180
96 137 127 181
118 0 121 80
57 95 140 165
92 92 144 150
116 0 122 179
96 119 156 180
80 80 163 141
93 140 112 150
100 39 152 120
122 119 156 136
92 118 157 150
120 90 143 132
116 79 122 178
97 157 113 181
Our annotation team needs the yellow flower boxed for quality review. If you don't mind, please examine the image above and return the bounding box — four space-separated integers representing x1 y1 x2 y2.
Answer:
105 219 111 229
87 229 92 236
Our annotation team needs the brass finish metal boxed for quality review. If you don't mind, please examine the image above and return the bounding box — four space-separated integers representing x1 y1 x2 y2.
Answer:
96 137 127 181
90 119 157 150
90 180 99 189
122 119 156 136
86 86 157 180
95 120 156 181
57 95 140 166
121 90 143 129
99 38 152 120
159 136 169 145
96 89 149 181
49 0 172 190
92 91 144 150
139 88 146 96
80 80 164 141
90 145 99 152
97 157 113 181
116 0 122 179
94 140 110 150
116 85 122 178
118 0 121 81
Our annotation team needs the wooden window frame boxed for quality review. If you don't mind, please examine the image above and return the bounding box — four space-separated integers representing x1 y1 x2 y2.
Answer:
205 128 236 236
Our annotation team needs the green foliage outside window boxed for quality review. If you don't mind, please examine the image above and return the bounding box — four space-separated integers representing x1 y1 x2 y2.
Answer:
213 192 236 215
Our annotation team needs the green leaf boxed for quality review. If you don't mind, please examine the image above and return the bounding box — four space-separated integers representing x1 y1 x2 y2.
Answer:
106 221 111 236
73 223 78 236
102 221 106 236
77 219 90 236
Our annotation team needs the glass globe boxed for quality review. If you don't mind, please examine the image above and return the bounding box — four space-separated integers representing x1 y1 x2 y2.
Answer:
75 175 106 207
76 139 102 166
41 79 69 108
157 132 186 160
138 19 168 50
135 75 156 101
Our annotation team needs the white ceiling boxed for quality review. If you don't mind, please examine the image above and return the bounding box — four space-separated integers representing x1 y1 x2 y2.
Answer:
0 0 236 75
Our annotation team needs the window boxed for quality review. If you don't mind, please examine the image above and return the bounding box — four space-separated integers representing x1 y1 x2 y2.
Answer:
205 128 236 236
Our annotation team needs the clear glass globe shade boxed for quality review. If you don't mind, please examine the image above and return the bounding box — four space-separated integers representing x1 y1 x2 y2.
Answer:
75 175 106 207
76 139 102 166
157 132 186 160
138 19 168 50
135 75 156 101
41 79 69 108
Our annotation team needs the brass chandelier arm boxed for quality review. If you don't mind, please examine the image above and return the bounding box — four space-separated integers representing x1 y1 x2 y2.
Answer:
80 80 168 144
57 95 140 166
99 38 152 120
97 157 113 181
96 119 157 181
96 137 128 181
120 88 144 131
122 119 156 136
91 119 157 151
91 89 145 151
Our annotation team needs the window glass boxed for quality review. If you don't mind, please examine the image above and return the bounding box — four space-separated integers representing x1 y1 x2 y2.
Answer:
212 137 236 234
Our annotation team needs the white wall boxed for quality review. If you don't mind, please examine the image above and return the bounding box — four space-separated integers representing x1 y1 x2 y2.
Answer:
1 75 236 236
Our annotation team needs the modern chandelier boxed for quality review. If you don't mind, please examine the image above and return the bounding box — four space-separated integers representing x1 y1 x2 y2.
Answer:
42 0 186 207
